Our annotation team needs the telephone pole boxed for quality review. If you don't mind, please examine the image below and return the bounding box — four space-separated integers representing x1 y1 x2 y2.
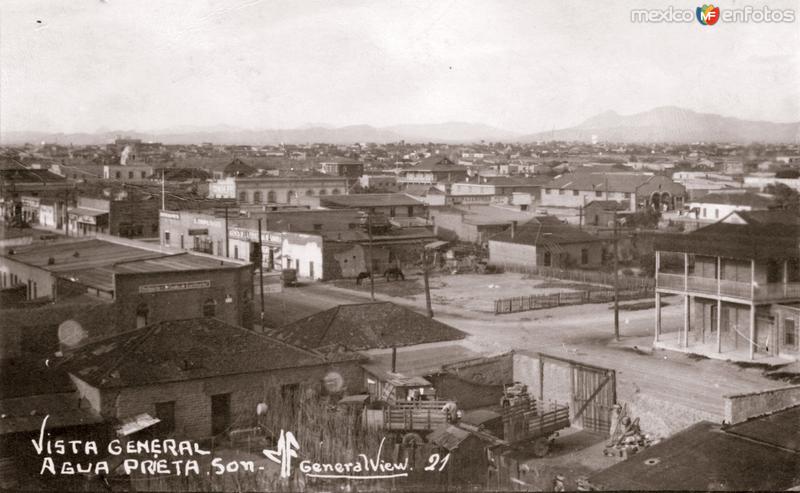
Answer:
367 213 375 301
257 218 265 328
423 247 434 318
613 208 620 341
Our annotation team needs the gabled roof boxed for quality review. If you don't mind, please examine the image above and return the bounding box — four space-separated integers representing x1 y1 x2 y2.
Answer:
271 302 466 352
584 200 629 211
416 155 457 169
490 217 602 246
60 318 343 389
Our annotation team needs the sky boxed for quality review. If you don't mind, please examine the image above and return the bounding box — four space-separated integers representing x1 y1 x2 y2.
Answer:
1 0 799 135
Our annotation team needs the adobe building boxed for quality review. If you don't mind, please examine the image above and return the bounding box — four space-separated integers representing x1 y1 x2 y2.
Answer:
0 236 254 339
60 318 365 439
488 217 605 269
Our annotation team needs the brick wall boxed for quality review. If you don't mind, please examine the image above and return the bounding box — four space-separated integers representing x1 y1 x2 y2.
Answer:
113 265 253 331
80 361 365 439
109 200 160 238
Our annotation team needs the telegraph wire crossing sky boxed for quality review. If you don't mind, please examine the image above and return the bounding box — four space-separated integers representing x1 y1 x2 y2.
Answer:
1 0 798 134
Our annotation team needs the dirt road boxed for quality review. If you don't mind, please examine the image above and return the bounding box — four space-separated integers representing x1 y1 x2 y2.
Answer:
264 280 789 420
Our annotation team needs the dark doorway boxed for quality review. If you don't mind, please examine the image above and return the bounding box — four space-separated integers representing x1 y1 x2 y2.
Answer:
211 393 231 436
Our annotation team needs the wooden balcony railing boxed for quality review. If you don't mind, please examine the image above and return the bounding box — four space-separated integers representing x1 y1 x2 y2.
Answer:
657 273 800 302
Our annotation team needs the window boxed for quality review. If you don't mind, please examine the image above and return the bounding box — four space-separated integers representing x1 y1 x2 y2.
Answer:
164 231 170 246
239 191 248 203
595 190 602 197
253 191 262 203
309 261 314 278
313 224 323 231
558 189 565 195
581 248 589 265
287 190 297 203
305 189 314 196
407 206 414 216
389 207 396 217
267 191 276 203
624 192 631 199
141 171 146 179
702 208 707 218
715 209 720 219
136 303 149 328
115 171 121 179
128 171 134 179
331 189 341 195
154 401 175 433
318 189 327 196
202 298 217 317
543 251 552 267
234 245 239 259
784 318 797 349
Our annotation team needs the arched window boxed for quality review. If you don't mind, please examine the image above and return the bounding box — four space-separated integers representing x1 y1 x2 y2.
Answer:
253 191 262 203
286 190 297 203
305 189 315 196
318 189 327 196
238 191 248 203
136 303 149 328
331 189 341 195
202 298 217 317
267 191 276 203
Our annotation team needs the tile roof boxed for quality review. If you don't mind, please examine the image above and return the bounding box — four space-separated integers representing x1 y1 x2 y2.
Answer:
271 302 466 352
60 318 340 389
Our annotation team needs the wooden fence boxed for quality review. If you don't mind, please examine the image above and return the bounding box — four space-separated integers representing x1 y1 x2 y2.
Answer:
495 263 654 290
494 287 654 314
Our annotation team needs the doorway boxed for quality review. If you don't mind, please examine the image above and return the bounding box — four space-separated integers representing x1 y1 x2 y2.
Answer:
211 393 231 436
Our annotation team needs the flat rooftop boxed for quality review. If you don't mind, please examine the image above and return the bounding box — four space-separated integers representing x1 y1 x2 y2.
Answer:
3 238 246 294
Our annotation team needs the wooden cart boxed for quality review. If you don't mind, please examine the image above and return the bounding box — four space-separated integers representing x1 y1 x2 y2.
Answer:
502 399 570 457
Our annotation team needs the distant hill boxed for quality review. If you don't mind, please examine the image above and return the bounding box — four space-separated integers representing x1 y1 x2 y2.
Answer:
4 108 797 145
521 106 800 144
0 122 517 146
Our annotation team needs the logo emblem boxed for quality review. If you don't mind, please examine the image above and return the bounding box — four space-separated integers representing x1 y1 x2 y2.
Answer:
696 4 720 25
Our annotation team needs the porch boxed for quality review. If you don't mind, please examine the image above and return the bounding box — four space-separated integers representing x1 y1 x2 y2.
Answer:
653 331 795 365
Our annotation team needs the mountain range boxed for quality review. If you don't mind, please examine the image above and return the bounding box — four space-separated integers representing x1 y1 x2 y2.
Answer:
2 107 798 145
520 107 800 144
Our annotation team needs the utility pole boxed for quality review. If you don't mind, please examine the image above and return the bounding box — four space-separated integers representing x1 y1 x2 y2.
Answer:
224 205 229 258
613 208 620 341
161 169 166 211
257 218 265 329
367 213 375 301
423 246 434 318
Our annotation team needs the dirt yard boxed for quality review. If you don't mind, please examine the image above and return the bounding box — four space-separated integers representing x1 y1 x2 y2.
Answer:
419 272 610 313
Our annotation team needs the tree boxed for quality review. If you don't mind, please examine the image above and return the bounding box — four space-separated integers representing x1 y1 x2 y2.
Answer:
765 183 800 212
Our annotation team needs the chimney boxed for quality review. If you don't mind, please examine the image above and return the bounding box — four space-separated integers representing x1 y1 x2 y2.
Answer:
510 221 517 239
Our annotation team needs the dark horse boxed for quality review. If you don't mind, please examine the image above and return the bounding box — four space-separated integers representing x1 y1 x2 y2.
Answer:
384 267 405 281
355 271 370 285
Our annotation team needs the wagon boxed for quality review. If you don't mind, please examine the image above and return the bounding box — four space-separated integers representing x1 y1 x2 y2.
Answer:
502 399 570 457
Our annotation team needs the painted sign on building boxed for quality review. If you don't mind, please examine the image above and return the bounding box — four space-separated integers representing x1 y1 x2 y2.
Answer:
138 280 211 294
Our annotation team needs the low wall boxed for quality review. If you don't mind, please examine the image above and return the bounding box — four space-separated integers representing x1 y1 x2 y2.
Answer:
724 385 800 424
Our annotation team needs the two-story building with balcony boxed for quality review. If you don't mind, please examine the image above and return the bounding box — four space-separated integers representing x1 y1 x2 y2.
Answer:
653 210 800 361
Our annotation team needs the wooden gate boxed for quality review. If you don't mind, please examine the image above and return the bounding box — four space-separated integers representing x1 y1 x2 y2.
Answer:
537 353 617 435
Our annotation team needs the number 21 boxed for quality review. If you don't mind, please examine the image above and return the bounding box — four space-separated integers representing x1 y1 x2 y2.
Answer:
424 453 450 471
